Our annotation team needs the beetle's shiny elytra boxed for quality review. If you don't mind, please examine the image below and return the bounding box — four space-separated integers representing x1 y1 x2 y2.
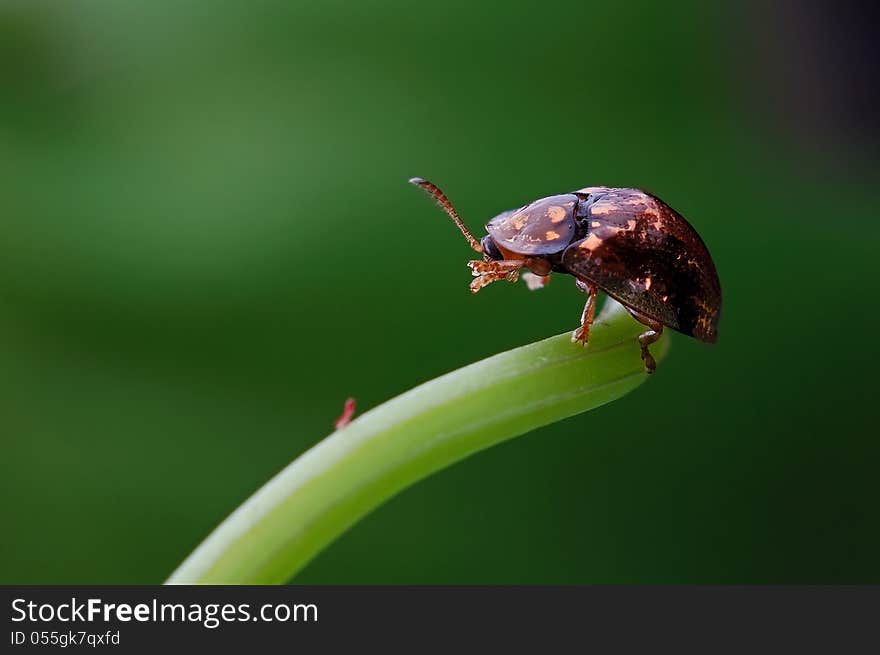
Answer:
409 178 722 373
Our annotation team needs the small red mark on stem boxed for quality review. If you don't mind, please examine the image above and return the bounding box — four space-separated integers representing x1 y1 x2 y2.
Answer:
334 397 356 430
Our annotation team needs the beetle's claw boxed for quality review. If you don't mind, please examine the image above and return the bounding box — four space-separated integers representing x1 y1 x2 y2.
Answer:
468 260 520 291
641 348 657 374
469 275 491 294
571 326 590 346
467 260 483 276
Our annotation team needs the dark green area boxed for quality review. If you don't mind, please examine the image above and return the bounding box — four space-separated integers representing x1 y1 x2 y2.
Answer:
1 1 877 584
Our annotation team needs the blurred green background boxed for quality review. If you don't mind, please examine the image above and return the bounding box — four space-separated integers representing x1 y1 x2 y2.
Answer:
1 0 878 584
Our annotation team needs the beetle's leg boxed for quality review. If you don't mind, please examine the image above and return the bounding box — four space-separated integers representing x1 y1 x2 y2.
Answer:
638 328 663 374
624 307 664 374
571 280 597 346
467 259 526 293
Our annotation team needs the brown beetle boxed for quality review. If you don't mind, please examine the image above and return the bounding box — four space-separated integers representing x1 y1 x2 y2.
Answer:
410 178 721 373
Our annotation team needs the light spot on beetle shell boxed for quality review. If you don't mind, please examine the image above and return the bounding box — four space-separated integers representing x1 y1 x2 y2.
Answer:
591 221 601 228
545 230 561 240
547 206 566 223
508 212 528 230
578 234 603 251
645 277 652 290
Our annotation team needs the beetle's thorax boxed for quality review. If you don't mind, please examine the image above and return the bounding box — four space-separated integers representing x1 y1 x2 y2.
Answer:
484 194 579 256
481 191 601 273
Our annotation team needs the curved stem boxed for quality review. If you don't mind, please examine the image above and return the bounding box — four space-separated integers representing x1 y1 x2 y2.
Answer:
166 300 669 584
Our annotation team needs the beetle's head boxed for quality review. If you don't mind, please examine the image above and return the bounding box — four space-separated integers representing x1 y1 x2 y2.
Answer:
479 234 504 260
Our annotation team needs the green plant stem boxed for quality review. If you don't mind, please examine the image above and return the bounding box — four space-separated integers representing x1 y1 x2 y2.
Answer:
166 300 668 584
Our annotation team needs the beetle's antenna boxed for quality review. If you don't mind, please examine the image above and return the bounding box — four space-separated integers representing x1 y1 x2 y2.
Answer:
409 177 483 253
